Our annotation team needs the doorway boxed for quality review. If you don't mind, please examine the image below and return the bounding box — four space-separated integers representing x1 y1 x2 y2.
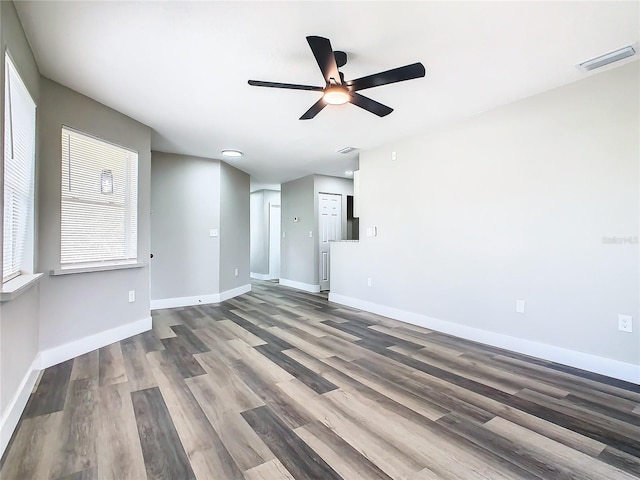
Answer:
318 193 342 291
268 204 281 279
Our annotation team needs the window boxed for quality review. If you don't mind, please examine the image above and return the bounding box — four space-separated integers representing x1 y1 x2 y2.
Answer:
60 127 138 269
3 55 36 283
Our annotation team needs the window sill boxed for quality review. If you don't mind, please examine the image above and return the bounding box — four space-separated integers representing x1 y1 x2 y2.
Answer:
1 273 44 302
50 262 146 276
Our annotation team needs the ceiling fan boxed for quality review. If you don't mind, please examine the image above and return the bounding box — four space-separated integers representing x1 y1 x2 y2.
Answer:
248 36 426 120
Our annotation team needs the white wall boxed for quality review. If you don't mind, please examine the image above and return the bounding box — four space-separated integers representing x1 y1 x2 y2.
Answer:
281 174 353 290
331 62 639 381
219 162 250 292
281 175 316 287
150 152 221 300
0 0 41 453
150 154 250 306
250 189 280 277
38 77 152 355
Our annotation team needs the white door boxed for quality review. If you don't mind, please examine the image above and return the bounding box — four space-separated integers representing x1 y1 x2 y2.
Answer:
269 204 281 279
318 193 342 291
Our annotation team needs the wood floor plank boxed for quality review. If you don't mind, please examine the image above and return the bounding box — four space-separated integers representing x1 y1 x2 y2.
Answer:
159 337 207 379
0 412 62 479
98 342 128 387
121 337 158 392
243 459 296 480
233 359 314 429
170 324 211 353
296 420 395 480
131 387 196 480
24 359 73 417
241 405 343 480
485 416 638 480
277 378 425 479
218 318 268 346
70 351 99 381
3 280 638 480
97 382 147 480
186 374 275 471
255 343 339 394
49 378 98 479
146 351 245 479
323 388 516 480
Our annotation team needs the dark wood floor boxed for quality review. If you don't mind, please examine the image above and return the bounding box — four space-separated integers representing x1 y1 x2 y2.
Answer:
2 280 639 479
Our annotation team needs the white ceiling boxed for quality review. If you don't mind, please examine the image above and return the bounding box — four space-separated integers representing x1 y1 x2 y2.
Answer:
14 1 639 187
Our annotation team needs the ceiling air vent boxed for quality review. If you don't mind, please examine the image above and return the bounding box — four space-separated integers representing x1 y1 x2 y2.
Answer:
337 146 357 154
578 45 636 72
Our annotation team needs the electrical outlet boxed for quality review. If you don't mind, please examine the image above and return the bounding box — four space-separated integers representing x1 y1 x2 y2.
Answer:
282 231 286 238
618 314 632 332
128 290 135 303
309 231 313 238
209 228 218 237
516 299 525 314
367 277 372 287
234 268 239 277
392 151 397 161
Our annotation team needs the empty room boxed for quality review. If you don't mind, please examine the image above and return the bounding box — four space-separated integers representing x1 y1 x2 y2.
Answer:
0 1 638 479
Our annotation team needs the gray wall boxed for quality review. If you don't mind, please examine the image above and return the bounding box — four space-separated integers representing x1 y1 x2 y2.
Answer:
331 62 639 366
38 77 152 352
250 189 280 276
280 174 353 287
219 162 250 291
0 0 40 422
313 175 353 283
150 152 221 299
281 175 315 285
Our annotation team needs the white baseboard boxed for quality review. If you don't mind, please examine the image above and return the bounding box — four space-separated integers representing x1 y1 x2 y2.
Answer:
279 278 321 293
39 316 152 370
219 284 252 302
251 272 271 280
1 354 41 456
328 293 640 385
150 284 252 310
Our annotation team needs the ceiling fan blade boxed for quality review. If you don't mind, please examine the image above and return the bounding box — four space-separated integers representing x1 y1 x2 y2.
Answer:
347 62 426 91
306 36 341 85
300 98 327 120
349 93 393 117
248 80 323 91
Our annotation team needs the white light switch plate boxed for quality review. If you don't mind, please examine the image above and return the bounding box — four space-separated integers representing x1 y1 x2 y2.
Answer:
516 299 525 314
128 290 135 303
209 228 218 237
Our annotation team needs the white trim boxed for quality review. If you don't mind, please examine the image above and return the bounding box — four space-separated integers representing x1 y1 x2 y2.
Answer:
39 316 152 370
1 354 41 456
150 284 252 310
219 284 252 302
251 272 271 281
328 293 640 385
279 278 321 293
50 262 145 276
0 273 43 302
151 294 220 310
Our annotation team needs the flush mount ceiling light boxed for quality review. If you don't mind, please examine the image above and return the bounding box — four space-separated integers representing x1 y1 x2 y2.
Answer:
323 86 350 105
578 45 636 72
222 150 243 158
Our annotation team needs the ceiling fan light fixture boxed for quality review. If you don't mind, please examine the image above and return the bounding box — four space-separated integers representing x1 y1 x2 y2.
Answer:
323 87 350 105
222 149 243 158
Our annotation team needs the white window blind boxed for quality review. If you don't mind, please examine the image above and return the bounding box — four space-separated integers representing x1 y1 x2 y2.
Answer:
61 127 138 268
3 55 36 283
